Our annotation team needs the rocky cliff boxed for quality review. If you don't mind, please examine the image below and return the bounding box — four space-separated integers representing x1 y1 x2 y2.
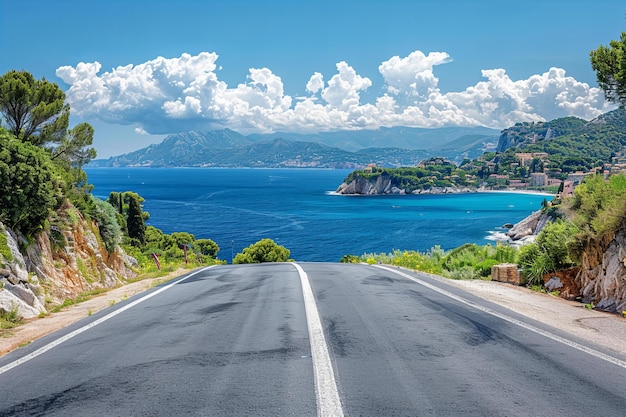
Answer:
336 175 398 195
511 210 626 313
0 203 137 319
506 210 552 243
575 226 626 312
336 176 475 195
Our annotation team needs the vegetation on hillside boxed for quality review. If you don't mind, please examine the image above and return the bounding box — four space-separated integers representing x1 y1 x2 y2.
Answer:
0 70 226 281
342 108 626 193
343 173 626 294
345 158 478 191
342 243 518 281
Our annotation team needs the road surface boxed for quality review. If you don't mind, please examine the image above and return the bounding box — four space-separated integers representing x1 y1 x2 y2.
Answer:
0 262 625 416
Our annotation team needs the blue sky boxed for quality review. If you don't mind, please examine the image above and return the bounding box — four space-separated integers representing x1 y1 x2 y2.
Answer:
1 0 625 158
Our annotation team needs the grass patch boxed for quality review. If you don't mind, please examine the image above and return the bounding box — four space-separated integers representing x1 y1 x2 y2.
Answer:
0 231 14 263
0 306 23 330
76 258 94 284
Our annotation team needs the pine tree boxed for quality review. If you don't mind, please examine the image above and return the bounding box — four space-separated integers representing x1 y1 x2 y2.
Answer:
126 194 146 246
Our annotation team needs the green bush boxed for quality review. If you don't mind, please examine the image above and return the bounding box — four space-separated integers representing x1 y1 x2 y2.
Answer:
195 239 219 259
89 197 121 253
446 265 482 280
475 258 500 277
519 243 552 286
233 238 291 264
340 254 361 263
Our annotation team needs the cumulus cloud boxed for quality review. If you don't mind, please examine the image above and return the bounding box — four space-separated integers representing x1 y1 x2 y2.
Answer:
56 50 613 136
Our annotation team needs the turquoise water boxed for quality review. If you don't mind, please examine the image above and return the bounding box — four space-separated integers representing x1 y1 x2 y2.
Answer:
85 168 549 262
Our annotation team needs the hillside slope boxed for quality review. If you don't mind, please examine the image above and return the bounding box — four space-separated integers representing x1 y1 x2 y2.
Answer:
0 203 137 319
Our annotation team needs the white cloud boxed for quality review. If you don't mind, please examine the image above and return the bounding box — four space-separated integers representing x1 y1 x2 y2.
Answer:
56 50 613 136
379 50 450 100
306 72 324 94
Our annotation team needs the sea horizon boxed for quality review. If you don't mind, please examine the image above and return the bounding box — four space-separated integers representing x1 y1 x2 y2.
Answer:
85 167 550 262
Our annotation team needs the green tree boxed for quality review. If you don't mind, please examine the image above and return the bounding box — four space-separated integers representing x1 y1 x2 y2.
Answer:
0 70 69 145
590 30 626 106
51 122 97 167
126 194 146 246
0 130 59 234
123 192 149 222
233 238 291 264
195 239 219 259
170 232 195 249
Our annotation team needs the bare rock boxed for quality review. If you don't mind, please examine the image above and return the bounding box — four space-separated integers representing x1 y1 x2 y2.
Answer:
0 288 42 319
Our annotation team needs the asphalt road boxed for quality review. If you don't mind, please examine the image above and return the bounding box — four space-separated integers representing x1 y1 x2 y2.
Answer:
0 262 625 416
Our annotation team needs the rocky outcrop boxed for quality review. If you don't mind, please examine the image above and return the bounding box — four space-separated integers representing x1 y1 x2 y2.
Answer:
336 175 395 195
335 177 476 195
506 210 551 243
0 205 137 319
575 227 626 313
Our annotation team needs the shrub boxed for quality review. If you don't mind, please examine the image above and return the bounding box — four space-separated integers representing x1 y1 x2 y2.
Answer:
446 265 482 280
0 305 22 329
475 258 500 277
89 197 121 253
233 238 291 264
195 239 219 259
518 243 552 286
340 254 361 263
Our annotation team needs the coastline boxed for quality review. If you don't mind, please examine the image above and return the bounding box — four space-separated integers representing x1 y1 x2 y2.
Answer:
478 189 556 197
336 186 556 197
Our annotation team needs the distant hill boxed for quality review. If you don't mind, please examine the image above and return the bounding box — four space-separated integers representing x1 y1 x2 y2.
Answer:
247 126 499 151
495 108 626 172
89 126 499 168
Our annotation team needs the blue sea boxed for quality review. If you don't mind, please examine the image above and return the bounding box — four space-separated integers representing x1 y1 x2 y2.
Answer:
85 168 549 262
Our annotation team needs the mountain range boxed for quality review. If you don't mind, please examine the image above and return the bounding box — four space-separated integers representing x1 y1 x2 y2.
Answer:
88 126 500 168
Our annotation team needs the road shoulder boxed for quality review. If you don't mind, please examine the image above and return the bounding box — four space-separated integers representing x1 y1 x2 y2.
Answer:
440 276 626 356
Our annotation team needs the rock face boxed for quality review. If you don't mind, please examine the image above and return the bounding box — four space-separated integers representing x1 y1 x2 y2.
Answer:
506 210 552 243
336 176 395 195
336 177 475 195
0 205 136 319
575 227 626 313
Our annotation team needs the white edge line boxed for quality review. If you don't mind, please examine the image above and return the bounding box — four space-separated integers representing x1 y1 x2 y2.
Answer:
293 263 344 417
374 264 626 370
0 266 216 376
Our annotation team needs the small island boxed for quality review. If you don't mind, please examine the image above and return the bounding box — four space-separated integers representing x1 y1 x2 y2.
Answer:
336 159 478 195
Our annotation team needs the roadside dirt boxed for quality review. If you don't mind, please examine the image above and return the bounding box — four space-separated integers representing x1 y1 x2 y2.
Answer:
2 267 625 358
442 277 626 356
0 270 185 357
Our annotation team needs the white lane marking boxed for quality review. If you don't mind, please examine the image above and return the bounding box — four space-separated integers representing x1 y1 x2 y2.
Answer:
374 264 626 370
293 263 344 417
0 266 216 376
